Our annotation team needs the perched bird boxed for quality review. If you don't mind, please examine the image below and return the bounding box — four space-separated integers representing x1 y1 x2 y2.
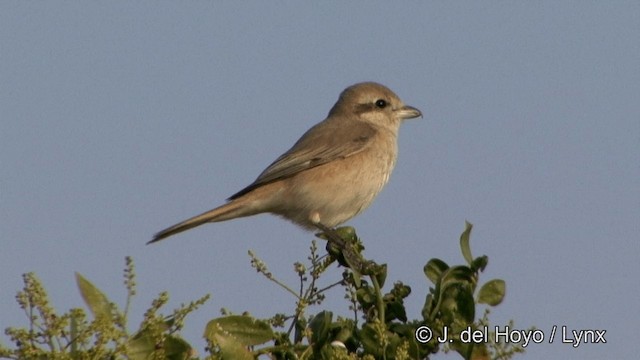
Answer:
149 82 421 244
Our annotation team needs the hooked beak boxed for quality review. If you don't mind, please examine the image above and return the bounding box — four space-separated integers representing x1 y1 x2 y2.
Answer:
395 105 422 120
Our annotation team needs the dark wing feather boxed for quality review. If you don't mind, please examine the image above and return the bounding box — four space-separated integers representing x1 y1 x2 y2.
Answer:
228 120 377 200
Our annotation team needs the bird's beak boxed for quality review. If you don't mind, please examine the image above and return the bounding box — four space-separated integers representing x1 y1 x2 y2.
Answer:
396 105 422 120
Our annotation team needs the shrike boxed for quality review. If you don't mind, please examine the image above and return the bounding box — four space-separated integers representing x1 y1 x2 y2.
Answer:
150 82 422 244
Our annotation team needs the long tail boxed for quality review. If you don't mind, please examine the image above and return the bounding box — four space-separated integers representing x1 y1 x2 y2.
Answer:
148 200 251 244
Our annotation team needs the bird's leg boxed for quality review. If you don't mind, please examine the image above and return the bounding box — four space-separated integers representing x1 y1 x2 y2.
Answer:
314 223 347 249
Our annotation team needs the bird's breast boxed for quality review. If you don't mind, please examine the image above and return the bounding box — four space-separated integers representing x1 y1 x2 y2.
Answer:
273 134 398 227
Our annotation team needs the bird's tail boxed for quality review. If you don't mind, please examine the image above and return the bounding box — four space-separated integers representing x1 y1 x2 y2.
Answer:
148 200 252 244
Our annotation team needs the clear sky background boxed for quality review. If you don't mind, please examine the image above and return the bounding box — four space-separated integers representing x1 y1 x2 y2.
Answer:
1 2 638 359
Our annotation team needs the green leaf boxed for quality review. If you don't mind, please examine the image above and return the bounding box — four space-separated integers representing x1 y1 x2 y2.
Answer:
440 266 475 287
434 266 477 324
424 258 449 284
470 255 488 272
334 321 354 343
478 279 506 306
386 301 407 322
75 272 114 321
359 323 383 358
460 221 474 265
129 330 193 360
70 312 79 354
351 269 362 288
335 226 357 241
204 315 274 346
391 282 411 299
356 287 376 307
453 286 476 323
213 332 253 360
421 293 434 320
438 282 476 324
320 343 348 359
375 264 387 289
127 330 156 360
309 311 333 349
163 336 193 360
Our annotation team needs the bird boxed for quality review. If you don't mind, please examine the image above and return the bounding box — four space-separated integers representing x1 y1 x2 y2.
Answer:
149 82 422 244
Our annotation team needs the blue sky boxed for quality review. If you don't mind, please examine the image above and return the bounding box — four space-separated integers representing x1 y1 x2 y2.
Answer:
1 2 638 359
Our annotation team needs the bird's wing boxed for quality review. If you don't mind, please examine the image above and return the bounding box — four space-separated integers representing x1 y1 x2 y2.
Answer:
228 120 377 200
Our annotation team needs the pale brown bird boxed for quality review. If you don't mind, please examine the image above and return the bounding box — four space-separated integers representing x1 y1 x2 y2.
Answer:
149 82 421 244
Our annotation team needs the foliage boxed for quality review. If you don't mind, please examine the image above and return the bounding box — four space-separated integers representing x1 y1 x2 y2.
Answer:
0 257 208 359
1 222 525 359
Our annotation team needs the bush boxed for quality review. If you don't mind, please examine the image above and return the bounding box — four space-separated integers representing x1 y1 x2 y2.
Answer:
1 222 526 360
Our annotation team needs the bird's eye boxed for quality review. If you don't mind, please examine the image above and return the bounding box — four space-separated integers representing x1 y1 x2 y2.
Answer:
375 99 387 108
